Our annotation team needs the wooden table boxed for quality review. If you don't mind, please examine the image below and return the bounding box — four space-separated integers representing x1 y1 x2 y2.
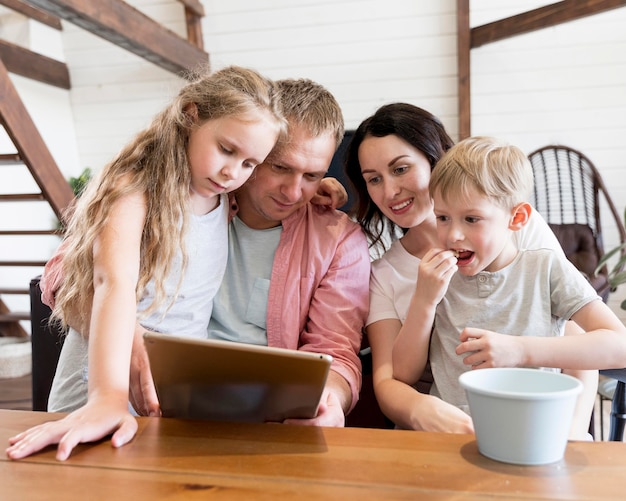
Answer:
2 409 625 500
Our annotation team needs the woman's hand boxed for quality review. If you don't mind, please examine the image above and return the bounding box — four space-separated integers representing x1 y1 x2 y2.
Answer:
410 394 474 434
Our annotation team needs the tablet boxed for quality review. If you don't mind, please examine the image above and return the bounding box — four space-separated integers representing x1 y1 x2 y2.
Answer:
143 332 332 423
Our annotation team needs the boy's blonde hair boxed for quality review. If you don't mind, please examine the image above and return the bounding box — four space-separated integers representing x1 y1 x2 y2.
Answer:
429 136 534 210
54 65 286 334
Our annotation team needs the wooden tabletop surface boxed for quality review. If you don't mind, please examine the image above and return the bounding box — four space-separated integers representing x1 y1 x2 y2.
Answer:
2 409 625 500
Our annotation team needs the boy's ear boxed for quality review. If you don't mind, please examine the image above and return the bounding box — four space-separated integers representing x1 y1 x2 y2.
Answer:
509 202 532 231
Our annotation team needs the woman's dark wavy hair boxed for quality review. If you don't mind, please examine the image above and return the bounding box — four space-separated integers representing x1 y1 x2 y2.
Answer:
344 103 454 251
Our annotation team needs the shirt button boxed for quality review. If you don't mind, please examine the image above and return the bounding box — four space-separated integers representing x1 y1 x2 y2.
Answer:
478 275 486 283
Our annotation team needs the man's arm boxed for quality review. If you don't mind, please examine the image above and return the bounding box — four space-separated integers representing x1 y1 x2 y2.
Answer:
324 370 352 413
296 219 371 420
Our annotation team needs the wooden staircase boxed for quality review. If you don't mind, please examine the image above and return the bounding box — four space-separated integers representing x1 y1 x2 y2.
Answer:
0 58 73 338
0 0 208 339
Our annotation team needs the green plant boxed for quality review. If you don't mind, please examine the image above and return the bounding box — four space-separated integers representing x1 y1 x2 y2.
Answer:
68 167 92 197
595 208 626 310
55 168 93 232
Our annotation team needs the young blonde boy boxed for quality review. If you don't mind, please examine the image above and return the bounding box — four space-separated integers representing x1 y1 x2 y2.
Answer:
392 136 626 439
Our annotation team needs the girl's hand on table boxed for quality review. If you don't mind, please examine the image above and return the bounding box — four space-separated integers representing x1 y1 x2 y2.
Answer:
6 396 137 461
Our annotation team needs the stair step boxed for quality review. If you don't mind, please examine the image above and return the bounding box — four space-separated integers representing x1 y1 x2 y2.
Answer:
0 230 60 236
0 260 47 267
0 312 30 322
0 193 46 201
0 153 22 165
0 288 29 295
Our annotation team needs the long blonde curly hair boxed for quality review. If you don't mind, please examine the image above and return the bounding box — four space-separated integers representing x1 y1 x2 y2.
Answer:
53 65 286 334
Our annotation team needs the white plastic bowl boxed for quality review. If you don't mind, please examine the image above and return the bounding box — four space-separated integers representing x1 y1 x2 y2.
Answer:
459 368 582 465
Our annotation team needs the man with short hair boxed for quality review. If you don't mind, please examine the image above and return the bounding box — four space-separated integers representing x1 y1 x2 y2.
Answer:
134 78 370 425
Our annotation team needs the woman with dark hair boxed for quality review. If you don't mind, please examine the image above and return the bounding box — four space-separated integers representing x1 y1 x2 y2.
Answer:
344 103 595 434
346 103 454 253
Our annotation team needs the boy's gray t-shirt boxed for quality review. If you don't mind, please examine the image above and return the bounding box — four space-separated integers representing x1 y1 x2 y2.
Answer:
429 248 600 412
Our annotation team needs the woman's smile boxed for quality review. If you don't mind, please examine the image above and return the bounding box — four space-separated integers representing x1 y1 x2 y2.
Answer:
390 197 414 214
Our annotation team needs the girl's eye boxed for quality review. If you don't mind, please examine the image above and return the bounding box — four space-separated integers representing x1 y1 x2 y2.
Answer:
220 144 233 154
365 176 381 185
243 161 256 169
466 216 479 223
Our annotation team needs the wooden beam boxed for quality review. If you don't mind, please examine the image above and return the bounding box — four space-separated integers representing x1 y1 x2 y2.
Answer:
0 0 62 29
24 0 209 76
0 39 70 89
177 0 204 17
184 6 204 50
176 1 204 49
471 0 626 48
0 58 74 221
457 0 471 140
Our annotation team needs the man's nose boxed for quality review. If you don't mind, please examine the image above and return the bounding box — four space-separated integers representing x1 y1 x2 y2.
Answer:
281 177 301 201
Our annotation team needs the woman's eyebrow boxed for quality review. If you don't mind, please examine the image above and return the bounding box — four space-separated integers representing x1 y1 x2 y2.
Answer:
388 155 409 167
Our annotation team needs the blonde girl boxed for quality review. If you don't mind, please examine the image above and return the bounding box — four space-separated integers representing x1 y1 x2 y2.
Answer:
7 65 286 461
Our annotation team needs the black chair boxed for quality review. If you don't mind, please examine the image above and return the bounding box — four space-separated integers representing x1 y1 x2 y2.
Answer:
29 276 65 411
345 335 394 429
599 369 626 441
325 130 355 213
